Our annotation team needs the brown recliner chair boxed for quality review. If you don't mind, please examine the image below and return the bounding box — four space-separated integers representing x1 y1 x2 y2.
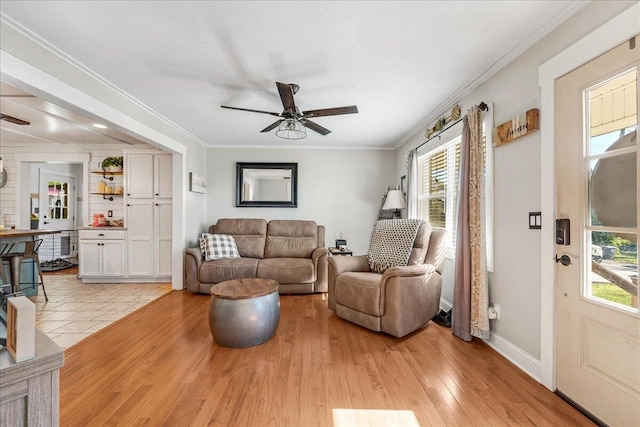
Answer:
328 223 448 338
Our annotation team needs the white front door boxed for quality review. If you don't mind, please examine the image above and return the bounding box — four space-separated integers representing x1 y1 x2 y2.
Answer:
555 37 639 425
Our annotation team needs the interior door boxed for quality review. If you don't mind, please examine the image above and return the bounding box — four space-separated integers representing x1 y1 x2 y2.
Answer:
39 171 75 231
555 37 639 425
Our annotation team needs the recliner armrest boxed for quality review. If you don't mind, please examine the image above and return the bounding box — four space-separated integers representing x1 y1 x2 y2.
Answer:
327 255 370 311
380 264 430 281
328 255 369 276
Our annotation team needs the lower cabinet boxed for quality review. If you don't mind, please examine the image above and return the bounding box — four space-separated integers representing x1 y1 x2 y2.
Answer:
78 229 126 282
126 199 172 279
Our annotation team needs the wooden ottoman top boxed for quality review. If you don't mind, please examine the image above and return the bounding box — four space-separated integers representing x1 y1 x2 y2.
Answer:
210 278 279 300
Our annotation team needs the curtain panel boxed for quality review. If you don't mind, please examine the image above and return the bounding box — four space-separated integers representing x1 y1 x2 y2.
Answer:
406 149 418 219
452 106 490 341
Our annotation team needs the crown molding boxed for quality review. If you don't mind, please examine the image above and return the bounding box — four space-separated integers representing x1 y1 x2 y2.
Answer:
393 0 590 150
0 13 208 149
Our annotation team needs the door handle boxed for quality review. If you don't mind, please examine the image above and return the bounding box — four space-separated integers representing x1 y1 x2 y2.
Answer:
43 221 50 224
555 254 571 266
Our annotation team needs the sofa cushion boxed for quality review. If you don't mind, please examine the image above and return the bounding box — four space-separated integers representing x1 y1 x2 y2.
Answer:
212 219 267 259
199 233 240 261
335 272 383 316
257 258 315 284
265 220 318 258
199 258 259 283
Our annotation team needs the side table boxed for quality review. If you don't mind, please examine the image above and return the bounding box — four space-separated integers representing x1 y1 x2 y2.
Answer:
329 247 352 256
208 278 280 348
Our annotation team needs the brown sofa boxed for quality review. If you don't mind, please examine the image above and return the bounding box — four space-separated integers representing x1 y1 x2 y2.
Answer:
328 222 448 337
185 218 328 294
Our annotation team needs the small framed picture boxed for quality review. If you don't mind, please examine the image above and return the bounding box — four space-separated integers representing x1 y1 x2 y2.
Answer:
400 175 407 194
189 172 207 194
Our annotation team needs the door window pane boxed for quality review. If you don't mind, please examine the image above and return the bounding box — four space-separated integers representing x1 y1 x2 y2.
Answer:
585 68 638 310
48 180 69 220
589 231 638 309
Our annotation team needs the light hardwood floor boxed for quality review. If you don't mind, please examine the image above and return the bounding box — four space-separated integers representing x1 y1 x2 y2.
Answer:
60 291 593 426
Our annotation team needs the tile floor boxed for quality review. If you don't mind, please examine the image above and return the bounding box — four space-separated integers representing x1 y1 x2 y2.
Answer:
28 272 172 349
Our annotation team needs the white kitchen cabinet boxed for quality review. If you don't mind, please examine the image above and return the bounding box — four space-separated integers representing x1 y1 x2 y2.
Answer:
154 155 173 199
126 200 154 277
154 199 173 277
125 153 172 199
125 153 154 199
78 229 126 282
125 152 172 280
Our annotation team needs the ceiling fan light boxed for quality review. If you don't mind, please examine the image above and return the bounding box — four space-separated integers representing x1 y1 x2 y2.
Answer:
275 118 306 140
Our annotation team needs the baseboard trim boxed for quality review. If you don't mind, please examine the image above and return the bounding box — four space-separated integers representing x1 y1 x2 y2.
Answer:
483 331 542 383
436 299 541 383
439 298 453 311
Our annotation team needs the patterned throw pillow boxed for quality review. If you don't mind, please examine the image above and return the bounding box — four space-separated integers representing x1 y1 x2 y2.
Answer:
199 233 240 261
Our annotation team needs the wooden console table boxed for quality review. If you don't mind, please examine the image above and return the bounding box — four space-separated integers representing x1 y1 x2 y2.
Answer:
0 328 64 426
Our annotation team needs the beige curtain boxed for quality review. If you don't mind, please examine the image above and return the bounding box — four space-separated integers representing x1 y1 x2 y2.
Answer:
406 149 418 219
452 105 489 341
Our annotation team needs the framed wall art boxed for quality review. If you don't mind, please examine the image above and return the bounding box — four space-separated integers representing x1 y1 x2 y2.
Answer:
189 172 207 194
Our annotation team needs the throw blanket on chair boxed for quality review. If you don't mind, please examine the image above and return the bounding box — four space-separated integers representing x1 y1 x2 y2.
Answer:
367 219 422 273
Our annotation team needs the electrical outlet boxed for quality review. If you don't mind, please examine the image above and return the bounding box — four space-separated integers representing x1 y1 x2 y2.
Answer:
107 210 113 218
488 304 500 320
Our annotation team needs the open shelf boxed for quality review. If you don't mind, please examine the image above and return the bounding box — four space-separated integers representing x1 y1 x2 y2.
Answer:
91 170 123 181
91 192 123 201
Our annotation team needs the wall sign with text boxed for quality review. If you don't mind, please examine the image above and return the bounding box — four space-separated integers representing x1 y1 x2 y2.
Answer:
494 108 539 147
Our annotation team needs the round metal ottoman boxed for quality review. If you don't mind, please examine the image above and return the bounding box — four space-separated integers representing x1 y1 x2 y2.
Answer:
208 278 280 348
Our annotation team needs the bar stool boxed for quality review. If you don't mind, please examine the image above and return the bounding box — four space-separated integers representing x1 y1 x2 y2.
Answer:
0 239 48 301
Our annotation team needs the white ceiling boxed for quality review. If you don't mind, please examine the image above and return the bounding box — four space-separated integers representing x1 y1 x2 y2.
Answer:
0 1 588 149
0 83 148 147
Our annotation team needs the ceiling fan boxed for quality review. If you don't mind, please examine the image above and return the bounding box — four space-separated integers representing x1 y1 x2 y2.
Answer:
221 82 358 138
0 113 30 125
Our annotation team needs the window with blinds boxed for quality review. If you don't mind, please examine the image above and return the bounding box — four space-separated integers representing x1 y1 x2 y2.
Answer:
417 136 461 248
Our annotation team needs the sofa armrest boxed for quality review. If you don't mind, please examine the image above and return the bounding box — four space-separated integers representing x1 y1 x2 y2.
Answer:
312 247 328 262
312 247 329 292
184 247 203 293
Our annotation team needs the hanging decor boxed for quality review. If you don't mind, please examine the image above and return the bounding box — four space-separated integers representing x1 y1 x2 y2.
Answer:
494 108 539 147
425 104 461 138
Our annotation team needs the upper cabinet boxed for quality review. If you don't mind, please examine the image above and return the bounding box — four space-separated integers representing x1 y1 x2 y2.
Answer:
125 153 172 199
154 155 173 199
125 153 154 198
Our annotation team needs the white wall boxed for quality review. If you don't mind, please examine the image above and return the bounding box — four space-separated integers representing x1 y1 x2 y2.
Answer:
394 0 637 373
205 148 395 254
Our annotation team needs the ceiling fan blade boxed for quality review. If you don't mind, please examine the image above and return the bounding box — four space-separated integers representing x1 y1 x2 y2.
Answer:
221 105 281 117
260 120 283 133
276 82 297 112
302 105 358 118
0 113 30 125
302 119 331 136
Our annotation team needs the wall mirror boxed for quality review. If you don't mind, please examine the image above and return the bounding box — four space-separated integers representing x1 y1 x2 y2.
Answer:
236 162 298 207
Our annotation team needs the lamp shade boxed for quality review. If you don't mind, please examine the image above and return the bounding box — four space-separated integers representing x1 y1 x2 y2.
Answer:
275 118 307 140
382 189 406 210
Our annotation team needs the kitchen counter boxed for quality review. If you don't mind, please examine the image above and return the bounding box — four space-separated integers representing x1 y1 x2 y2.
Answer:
77 226 127 230
0 229 61 239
